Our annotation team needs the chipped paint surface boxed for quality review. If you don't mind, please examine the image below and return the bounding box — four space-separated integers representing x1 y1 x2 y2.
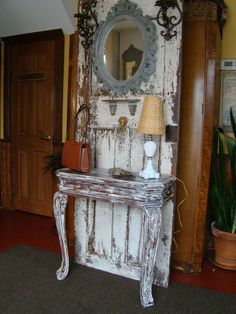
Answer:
54 168 175 306
74 0 182 284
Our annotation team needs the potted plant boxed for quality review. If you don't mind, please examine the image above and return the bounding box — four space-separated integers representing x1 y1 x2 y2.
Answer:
210 107 236 270
43 152 62 176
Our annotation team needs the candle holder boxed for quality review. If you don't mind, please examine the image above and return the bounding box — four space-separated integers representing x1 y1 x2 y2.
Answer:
154 0 183 41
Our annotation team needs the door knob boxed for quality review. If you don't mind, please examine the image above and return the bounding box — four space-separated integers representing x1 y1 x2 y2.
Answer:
41 135 52 141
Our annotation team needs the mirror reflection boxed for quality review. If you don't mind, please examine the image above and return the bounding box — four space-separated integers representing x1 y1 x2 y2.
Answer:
104 20 144 81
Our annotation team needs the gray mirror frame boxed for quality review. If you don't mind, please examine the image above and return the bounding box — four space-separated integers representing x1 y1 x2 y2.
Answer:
92 0 157 95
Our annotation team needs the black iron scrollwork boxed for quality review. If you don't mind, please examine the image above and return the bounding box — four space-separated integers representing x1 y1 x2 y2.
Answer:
154 0 183 41
74 1 99 51
214 0 228 38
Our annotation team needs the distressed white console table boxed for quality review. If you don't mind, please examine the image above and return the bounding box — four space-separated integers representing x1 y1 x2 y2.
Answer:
53 168 175 308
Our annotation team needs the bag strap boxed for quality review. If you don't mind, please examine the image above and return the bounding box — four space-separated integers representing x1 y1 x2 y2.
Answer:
74 104 89 121
74 104 90 143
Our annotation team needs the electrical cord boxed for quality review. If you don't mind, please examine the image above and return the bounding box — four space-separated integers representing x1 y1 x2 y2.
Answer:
171 176 188 253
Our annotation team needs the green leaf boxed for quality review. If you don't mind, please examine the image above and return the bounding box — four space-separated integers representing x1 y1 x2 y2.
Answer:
230 107 236 139
210 125 236 234
43 153 62 175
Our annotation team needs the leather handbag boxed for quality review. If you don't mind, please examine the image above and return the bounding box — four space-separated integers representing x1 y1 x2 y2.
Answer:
61 105 91 173
61 141 91 172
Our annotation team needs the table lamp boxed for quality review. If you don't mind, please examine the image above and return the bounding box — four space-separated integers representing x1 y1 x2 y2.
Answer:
137 95 165 179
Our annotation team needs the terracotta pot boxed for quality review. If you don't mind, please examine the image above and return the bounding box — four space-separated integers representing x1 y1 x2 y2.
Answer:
211 222 236 270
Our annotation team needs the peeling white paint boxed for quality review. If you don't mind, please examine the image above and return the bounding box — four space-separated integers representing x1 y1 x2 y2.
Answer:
74 0 182 284
161 142 174 175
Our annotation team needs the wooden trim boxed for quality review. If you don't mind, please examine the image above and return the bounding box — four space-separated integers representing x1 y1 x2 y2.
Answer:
191 20 221 270
66 32 79 247
173 15 220 273
53 31 64 142
1 29 64 45
184 1 217 20
67 32 79 140
0 41 3 139
3 44 11 139
0 140 12 209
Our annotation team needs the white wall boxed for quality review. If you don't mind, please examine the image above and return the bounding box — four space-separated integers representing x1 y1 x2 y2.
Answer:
0 0 75 37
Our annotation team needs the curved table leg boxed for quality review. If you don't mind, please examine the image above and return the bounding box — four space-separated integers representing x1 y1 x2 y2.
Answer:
53 191 69 280
140 206 162 307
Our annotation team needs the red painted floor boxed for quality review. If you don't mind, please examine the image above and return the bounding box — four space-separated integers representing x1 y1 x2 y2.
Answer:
171 258 236 295
0 209 235 295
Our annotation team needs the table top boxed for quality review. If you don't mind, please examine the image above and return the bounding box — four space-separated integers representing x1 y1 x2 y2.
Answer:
56 168 175 188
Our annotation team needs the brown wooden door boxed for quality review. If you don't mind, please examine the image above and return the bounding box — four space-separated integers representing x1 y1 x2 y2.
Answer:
3 30 64 216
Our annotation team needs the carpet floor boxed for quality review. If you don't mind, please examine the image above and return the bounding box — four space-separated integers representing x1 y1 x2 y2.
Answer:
0 245 235 314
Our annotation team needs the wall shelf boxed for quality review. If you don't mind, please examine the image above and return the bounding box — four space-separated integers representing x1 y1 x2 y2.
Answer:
101 99 140 116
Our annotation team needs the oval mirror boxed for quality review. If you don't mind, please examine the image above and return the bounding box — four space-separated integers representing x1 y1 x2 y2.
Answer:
104 20 144 81
93 0 157 95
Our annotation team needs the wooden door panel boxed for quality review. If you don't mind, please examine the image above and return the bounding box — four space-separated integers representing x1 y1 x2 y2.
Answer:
14 147 53 215
10 38 57 216
2 30 63 215
18 149 29 199
0 140 12 209
35 150 51 201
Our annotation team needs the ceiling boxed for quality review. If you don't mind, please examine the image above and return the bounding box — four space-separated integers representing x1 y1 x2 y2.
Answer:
0 0 76 38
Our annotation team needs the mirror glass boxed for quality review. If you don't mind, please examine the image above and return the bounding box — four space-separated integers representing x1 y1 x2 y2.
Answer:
103 20 144 81
92 0 157 95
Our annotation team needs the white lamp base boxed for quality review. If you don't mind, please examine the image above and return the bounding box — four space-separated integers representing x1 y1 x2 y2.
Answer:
139 159 160 179
139 139 160 179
